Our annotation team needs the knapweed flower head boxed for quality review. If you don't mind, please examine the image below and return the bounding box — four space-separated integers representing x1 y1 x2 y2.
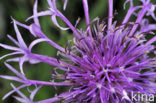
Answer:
0 0 156 103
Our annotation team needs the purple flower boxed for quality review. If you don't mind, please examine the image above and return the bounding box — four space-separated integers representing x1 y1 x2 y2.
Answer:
0 0 156 103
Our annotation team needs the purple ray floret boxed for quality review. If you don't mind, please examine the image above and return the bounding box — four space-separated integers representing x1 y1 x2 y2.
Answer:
0 0 156 103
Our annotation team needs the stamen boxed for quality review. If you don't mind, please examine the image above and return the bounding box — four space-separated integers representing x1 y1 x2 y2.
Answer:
56 51 61 64
128 77 133 82
65 40 72 54
119 66 125 72
79 37 85 42
111 87 115 92
96 83 102 89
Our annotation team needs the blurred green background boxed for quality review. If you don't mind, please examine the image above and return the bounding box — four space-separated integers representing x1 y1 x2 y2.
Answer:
0 0 155 103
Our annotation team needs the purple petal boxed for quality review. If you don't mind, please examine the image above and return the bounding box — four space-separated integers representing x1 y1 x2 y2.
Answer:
36 96 60 103
19 56 27 75
146 5 156 21
63 0 68 10
33 0 40 26
6 57 26 62
129 3 152 36
0 75 25 83
108 0 113 30
51 15 69 30
29 23 43 37
13 96 27 103
29 38 50 51
14 20 29 29
28 79 76 86
7 35 20 47
13 20 27 49
146 36 156 45
2 84 27 100
82 0 92 37
4 62 25 79
28 57 41 64
29 23 65 52
11 83 30 102
47 0 54 9
0 52 22 60
122 6 142 24
0 43 21 51
30 86 42 100
26 10 53 22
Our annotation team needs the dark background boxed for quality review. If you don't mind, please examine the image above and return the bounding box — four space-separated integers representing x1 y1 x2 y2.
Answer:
0 0 155 103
